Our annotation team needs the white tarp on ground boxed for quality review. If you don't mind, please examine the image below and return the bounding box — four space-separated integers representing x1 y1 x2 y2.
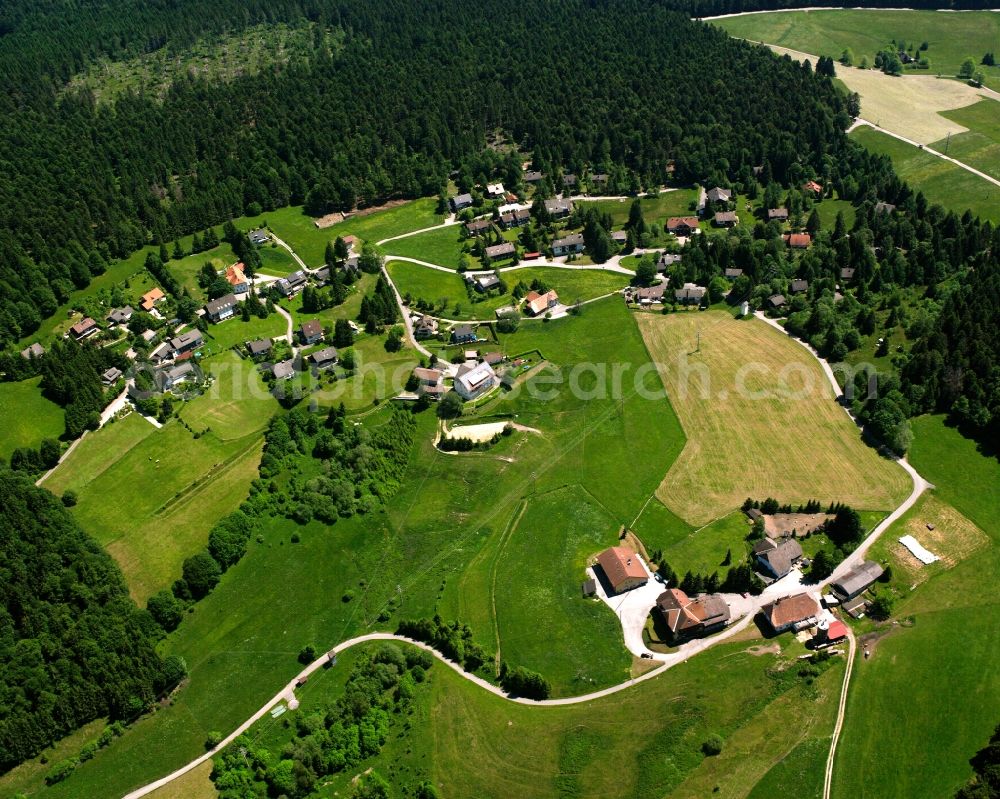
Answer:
898 534 939 565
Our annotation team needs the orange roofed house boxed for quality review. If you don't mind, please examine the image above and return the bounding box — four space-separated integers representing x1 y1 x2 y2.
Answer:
524 289 559 316
140 287 165 312
596 546 648 594
225 262 249 293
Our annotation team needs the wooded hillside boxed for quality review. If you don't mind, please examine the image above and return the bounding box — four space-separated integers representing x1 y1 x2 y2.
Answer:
0 468 168 771
0 0 850 345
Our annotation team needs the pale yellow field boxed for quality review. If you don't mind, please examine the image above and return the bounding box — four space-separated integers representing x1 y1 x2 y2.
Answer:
148 761 217 799
637 312 910 525
763 43 994 144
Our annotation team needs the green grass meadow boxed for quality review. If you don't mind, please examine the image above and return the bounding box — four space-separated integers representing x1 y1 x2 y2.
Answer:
0 376 65 460
577 187 699 226
851 126 1000 223
936 99 1000 182
44 351 277 602
382 223 467 268
833 415 1000 799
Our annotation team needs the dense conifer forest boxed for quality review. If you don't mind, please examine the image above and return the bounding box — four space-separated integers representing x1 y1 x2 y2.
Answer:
0 468 169 771
0 0 996 441
0 0 851 345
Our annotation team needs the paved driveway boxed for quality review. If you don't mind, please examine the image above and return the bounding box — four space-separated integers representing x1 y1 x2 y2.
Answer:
589 556 757 662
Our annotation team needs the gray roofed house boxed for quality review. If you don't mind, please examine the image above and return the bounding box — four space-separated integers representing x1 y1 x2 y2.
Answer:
707 187 732 203
169 329 204 356
308 346 339 370
101 366 123 385
632 283 667 304
713 211 739 227
272 359 295 381
454 360 497 400
20 342 45 359
470 273 501 291
484 242 515 260
674 282 706 305
149 341 172 364
205 293 238 323
840 267 856 281
611 230 628 245
524 170 543 183
767 208 789 221
247 338 272 358
768 294 787 309
874 201 896 214
724 267 743 279
248 229 270 245
413 315 439 339
450 323 477 344
157 361 197 391
790 279 809 294
544 198 573 218
313 266 331 284
657 252 682 272
562 173 577 188
107 306 134 325
276 271 308 297
465 218 493 236
450 193 473 212
591 173 609 185
755 536 804 579
552 232 585 256
500 208 531 229
831 560 884 600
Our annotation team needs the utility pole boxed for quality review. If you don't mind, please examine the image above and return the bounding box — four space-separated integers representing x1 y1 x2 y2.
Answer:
944 131 951 155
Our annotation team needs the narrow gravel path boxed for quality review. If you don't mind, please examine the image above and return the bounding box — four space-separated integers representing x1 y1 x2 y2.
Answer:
823 628 857 799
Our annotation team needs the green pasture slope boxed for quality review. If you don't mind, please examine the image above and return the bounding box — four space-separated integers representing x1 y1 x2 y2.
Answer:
715 10 1000 91
937 99 1000 182
43 351 276 602
851 126 1000 223
388 260 629 319
27 298 687 797
0 376 65 460
833 415 1000 799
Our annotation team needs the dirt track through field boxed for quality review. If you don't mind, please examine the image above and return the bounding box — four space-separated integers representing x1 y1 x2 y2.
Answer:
637 312 910 525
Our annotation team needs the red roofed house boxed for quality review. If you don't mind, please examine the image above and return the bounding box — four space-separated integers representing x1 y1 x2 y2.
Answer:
761 593 820 633
596 546 648 593
342 235 360 251
524 289 559 316
786 233 812 249
666 216 700 236
803 180 823 195
656 588 731 641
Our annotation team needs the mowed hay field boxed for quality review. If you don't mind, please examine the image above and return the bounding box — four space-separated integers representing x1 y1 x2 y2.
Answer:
636 311 909 525
759 42 991 145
